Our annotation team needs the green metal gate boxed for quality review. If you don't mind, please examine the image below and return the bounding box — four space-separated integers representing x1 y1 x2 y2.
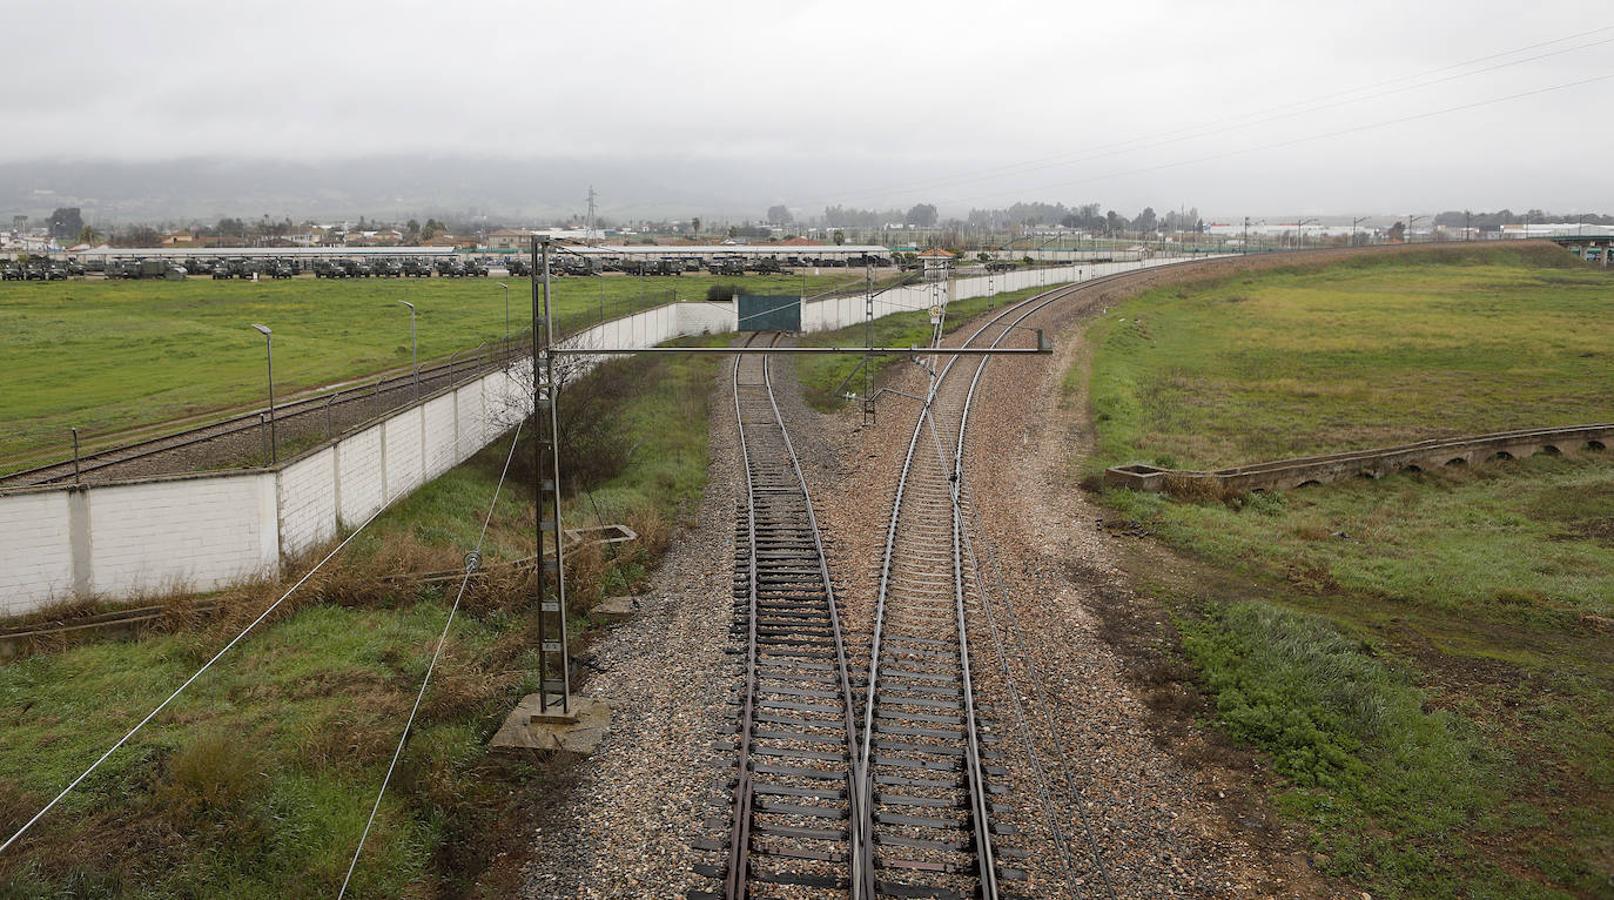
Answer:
738 294 801 332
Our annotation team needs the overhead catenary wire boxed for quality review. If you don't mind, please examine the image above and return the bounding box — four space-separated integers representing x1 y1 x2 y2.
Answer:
0 483 416 856
938 70 1614 207
868 33 1614 203
822 22 1614 205
338 421 526 898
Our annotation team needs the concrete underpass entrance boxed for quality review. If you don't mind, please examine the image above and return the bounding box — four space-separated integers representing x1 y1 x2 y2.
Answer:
738 294 801 332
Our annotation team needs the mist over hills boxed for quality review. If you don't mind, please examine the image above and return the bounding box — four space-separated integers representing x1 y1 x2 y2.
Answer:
0 156 942 226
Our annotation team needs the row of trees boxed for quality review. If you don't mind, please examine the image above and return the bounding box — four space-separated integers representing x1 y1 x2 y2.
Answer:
1432 209 1613 228
807 201 1202 235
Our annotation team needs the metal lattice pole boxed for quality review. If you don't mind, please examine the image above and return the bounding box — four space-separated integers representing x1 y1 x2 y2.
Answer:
531 235 571 715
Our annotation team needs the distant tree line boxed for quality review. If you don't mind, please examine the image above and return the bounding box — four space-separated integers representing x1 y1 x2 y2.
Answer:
1433 209 1614 229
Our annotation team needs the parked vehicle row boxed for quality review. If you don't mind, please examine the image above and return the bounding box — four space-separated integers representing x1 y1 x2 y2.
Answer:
4 251 894 283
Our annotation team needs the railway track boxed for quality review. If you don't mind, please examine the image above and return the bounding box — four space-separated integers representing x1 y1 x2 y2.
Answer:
0 345 518 489
692 332 862 898
696 276 1135 898
857 276 1129 898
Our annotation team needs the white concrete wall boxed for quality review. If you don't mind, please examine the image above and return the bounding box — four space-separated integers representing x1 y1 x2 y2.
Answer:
336 425 384 526
383 409 424 501
84 474 278 600
423 394 459 481
277 448 337 557
0 260 1226 614
0 492 72 615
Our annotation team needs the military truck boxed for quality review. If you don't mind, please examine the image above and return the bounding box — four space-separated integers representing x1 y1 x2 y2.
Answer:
262 258 294 279
402 258 433 278
462 258 488 277
313 259 346 278
506 258 531 276
434 258 465 277
751 256 783 275
708 257 746 277
371 258 402 277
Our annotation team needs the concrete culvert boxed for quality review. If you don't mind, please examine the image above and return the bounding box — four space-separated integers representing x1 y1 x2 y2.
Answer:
1493 451 1514 461
1404 464 1423 473
1540 444 1561 455
1446 457 1467 466
1297 479 1322 488
1587 441 1606 452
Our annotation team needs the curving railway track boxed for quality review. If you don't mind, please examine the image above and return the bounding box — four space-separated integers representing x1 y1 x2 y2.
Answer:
692 332 862 898
694 275 1139 898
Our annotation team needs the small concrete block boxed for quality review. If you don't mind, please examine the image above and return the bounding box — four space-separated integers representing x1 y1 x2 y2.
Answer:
490 694 614 755
595 595 638 621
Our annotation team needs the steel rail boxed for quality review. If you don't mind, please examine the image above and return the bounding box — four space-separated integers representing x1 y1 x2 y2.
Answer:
857 271 1140 897
0 346 515 488
761 332 866 897
698 330 861 898
725 331 765 898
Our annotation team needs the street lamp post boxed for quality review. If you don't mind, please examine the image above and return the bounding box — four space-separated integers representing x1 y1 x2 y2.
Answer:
251 323 276 464
497 281 510 349
397 300 418 400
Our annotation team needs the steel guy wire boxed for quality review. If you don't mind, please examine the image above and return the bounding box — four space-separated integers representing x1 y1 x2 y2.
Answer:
0 477 419 856
338 421 525 898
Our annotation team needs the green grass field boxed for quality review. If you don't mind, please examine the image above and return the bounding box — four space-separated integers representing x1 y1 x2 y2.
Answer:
1082 243 1614 471
0 343 726 895
0 273 847 468
1077 244 1614 898
795 282 1063 409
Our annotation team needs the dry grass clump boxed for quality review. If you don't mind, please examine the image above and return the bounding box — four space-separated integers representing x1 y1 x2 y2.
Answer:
1162 473 1233 502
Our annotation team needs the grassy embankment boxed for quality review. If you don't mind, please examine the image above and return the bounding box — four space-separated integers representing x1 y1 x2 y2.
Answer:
794 282 1066 409
1075 243 1614 897
0 337 728 896
0 273 852 469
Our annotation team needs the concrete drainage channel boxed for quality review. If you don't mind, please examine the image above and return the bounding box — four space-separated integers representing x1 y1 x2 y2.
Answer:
1105 422 1614 495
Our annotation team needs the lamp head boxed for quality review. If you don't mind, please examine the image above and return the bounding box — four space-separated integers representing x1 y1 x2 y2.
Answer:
251 323 271 336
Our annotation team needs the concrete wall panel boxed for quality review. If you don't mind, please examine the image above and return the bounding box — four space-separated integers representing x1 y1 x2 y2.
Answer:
0 491 73 614
277 448 337 556
422 394 458 480
87 473 277 598
336 425 384 526
383 410 424 500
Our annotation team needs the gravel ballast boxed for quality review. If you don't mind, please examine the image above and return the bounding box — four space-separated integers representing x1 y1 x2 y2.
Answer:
523 254 1368 896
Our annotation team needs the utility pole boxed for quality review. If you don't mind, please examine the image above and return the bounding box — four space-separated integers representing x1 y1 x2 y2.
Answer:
530 235 570 716
1352 216 1367 247
862 263 876 425
585 186 598 245
1243 216 1250 255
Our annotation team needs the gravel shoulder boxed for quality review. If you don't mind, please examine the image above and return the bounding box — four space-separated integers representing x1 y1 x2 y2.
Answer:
800 258 1343 897
521 354 740 899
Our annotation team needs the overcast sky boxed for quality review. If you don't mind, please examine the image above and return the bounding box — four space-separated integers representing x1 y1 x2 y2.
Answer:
6 0 1612 219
